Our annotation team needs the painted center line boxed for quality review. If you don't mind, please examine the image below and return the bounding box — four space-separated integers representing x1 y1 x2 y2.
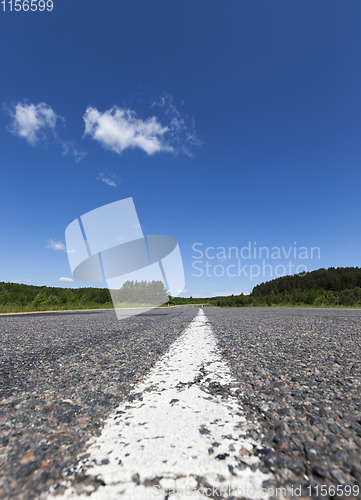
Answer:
47 310 273 499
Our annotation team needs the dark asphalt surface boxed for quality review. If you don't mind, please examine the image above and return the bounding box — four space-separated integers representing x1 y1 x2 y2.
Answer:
206 307 361 500
0 306 198 500
0 306 360 500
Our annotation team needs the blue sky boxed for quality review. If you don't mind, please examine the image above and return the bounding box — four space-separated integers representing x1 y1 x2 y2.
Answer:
1 0 361 297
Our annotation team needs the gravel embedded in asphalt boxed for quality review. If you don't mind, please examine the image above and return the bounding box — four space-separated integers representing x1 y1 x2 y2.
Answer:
45 309 272 499
0 306 198 500
0 306 360 500
205 307 361 500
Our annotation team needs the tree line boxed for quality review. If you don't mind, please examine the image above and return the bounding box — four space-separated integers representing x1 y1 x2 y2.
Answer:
216 267 361 308
111 280 169 306
2 267 361 313
0 280 169 313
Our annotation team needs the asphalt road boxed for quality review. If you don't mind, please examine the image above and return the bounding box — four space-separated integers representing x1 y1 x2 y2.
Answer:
206 308 361 500
0 307 360 499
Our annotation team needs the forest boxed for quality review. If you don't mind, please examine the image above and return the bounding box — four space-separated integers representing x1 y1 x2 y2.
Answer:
1 267 361 313
0 280 168 313
215 267 361 308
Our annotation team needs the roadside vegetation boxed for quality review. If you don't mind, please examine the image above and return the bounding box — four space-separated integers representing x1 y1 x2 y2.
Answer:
0 282 113 313
0 280 168 314
167 296 214 306
215 267 361 308
1 267 361 313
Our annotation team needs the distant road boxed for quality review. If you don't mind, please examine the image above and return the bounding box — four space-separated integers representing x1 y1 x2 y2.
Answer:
0 303 194 319
0 307 360 499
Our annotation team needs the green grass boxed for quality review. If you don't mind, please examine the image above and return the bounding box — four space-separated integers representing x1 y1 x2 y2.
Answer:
0 302 177 314
207 302 361 309
0 302 115 314
2 300 360 315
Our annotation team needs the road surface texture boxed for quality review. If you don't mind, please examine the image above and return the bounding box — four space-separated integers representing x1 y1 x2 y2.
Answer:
0 306 359 499
206 308 361 500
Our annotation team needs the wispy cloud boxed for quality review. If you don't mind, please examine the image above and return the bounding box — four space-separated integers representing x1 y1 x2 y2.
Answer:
6 101 62 145
59 277 74 282
83 94 202 157
46 239 66 251
61 140 87 162
155 93 181 117
151 92 202 157
98 172 119 187
5 100 86 161
46 239 75 254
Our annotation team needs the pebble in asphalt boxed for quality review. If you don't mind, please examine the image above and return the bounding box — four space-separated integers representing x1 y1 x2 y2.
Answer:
0 306 360 500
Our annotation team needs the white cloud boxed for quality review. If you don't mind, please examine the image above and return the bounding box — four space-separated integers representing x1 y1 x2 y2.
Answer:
59 277 74 282
46 239 75 253
98 172 118 187
83 106 173 155
46 239 66 251
83 95 202 157
6 101 63 145
5 100 86 162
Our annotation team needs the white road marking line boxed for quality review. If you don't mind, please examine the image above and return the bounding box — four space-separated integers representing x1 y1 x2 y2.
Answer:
46 309 273 499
